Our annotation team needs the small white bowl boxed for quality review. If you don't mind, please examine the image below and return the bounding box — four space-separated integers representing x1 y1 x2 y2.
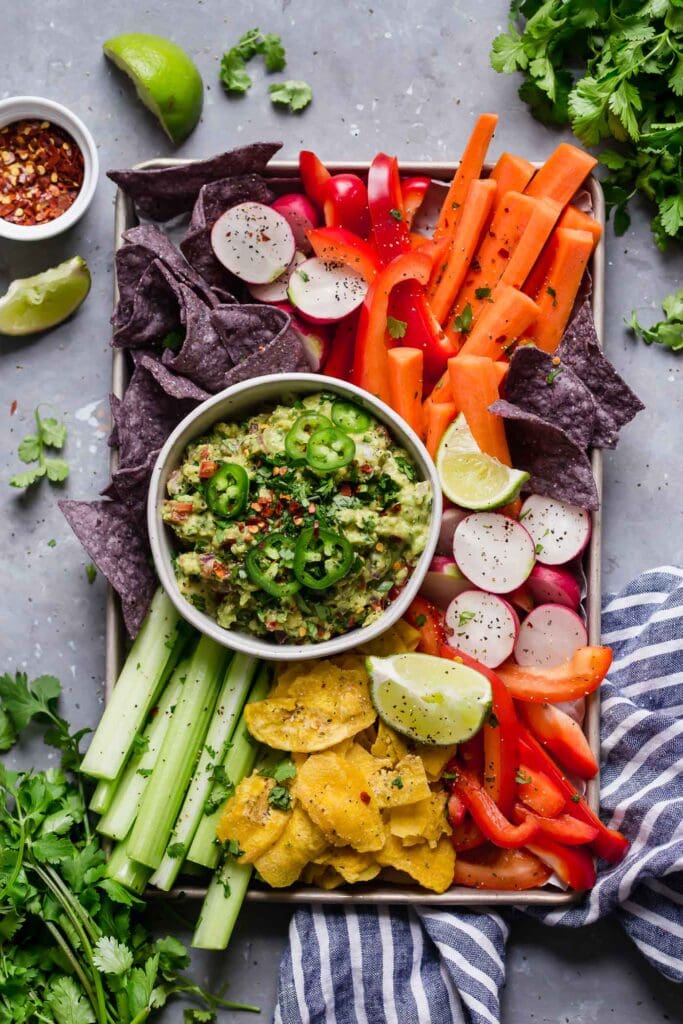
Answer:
0 96 99 241
148 373 442 661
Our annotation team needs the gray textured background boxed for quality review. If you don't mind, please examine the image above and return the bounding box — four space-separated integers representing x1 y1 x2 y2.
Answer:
1 0 681 1020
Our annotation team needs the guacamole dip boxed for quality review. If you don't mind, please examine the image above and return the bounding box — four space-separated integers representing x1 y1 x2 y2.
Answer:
162 391 432 643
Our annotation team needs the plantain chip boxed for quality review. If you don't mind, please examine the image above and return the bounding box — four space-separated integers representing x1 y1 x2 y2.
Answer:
314 846 381 884
254 805 327 888
368 754 431 808
344 741 391 777
371 720 409 764
216 774 291 863
293 751 385 852
376 833 455 893
389 790 451 848
301 863 346 890
409 742 457 781
358 619 421 656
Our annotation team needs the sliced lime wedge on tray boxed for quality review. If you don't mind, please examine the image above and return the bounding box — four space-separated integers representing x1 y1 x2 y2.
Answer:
436 413 529 510
367 653 492 745
0 256 91 336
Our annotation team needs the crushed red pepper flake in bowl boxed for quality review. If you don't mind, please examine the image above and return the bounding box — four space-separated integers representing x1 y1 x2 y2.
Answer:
0 119 84 226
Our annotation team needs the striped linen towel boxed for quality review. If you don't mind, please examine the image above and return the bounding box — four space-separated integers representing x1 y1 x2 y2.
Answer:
275 567 683 1024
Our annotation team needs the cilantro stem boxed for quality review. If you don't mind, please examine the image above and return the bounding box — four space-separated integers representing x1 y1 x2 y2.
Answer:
45 919 100 1015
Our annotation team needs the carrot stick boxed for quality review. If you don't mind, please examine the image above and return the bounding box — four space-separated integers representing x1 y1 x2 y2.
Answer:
426 401 456 459
525 143 597 206
388 347 424 437
429 179 497 323
499 198 561 290
434 113 498 240
492 360 508 388
556 205 602 247
522 228 594 353
490 153 535 208
456 284 540 360
447 355 511 465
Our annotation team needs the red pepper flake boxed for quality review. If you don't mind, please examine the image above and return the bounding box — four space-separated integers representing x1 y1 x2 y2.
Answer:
359 791 371 805
0 120 84 226
9 400 17 415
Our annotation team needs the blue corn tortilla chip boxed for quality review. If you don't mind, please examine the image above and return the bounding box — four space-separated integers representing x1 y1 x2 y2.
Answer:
108 142 282 221
101 450 160 528
490 400 599 511
113 260 184 348
160 283 238 392
504 344 596 450
60 500 156 637
209 303 310 382
559 300 644 448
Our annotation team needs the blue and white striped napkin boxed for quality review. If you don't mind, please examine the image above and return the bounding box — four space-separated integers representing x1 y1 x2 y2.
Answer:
275 567 683 1024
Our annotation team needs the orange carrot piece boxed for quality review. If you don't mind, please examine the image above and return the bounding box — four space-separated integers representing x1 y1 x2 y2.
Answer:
492 360 508 388
500 198 561 290
557 205 603 247
388 347 424 437
447 355 511 465
434 113 499 240
490 153 535 208
457 284 540 360
429 179 497 323
426 401 457 459
522 228 594 353
525 143 597 206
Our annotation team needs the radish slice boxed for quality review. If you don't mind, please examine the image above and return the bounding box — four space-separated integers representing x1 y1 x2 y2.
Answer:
287 257 367 324
527 564 581 611
248 252 306 303
453 513 535 594
211 202 295 284
445 590 520 668
437 506 470 556
290 318 330 371
420 556 472 609
520 495 591 566
271 193 320 254
514 604 588 668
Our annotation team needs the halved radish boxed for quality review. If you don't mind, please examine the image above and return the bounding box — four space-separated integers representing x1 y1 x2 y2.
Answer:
211 202 295 284
508 584 534 616
520 495 591 566
527 564 581 611
248 251 306 303
272 193 320 254
444 590 519 668
287 257 367 324
420 556 472 609
291 318 330 371
437 506 470 556
453 513 535 594
514 604 588 668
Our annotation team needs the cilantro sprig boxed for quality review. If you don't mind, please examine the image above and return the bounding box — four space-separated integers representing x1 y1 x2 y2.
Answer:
220 28 312 112
629 286 683 352
10 405 69 489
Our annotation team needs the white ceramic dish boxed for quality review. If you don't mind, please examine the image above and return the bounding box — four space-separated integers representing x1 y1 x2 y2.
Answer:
0 95 98 241
147 372 442 661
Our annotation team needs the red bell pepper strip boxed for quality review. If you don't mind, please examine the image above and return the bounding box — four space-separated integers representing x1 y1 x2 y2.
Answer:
307 227 380 284
513 804 599 846
401 175 430 229
449 817 486 853
447 792 467 828
440 645 518 817
519 729 630 864
516 764 566 817
448 763 540 849
322 174 371 238
496 646 613 703
299 150 332 207
353 250 432 402
404 595 447 657
526 836 597 891
517 701 599 780
323 311 359 381
453 845 552 891
458 731 485 776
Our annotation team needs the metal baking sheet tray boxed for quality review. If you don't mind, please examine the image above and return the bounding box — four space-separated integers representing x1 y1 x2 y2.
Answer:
108 157 605 906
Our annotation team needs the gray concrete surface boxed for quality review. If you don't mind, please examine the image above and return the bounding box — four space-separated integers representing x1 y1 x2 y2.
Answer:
1 0 681 1020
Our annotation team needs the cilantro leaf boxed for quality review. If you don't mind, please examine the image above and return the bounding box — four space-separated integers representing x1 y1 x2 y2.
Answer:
629 287 683 351
40 416 67 449
268 784 293 810
0 705 17 751
236 27 263 60
262 33 286 72
387 316 408 339
453 303 473 334
93 936 134 976
0 671 61 732
18 434 41 463
47 976 96 1024
259 757 297 782
85 563 97 584
45 458 70 483
269 80 313 112
10 464 46 488
220 49 252 93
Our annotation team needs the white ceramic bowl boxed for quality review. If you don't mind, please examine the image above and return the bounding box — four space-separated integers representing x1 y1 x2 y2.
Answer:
0 96 99 241
148 373 442 661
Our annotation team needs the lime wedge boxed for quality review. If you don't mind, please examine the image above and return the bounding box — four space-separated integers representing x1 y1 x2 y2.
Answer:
0 256 91 336
436 413 529 510
103 33 203 144
367 653 492 745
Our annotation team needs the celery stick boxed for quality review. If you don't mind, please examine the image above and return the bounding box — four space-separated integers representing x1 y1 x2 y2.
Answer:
127 636 229 870
150 652 258 891
90 778 117 816
81 589 181 781
96 660 188 841
106 838 151 895
192 859 253 950
187 664 271 870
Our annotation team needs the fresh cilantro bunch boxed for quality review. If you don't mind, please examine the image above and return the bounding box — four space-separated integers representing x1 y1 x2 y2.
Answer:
629 286 683 350
0 672 256 1023
490 0 683 247
10 405 69 489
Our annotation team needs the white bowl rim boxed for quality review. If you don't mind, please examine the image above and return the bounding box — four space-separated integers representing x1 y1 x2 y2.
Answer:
148 372 442 661
0 95 99 241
